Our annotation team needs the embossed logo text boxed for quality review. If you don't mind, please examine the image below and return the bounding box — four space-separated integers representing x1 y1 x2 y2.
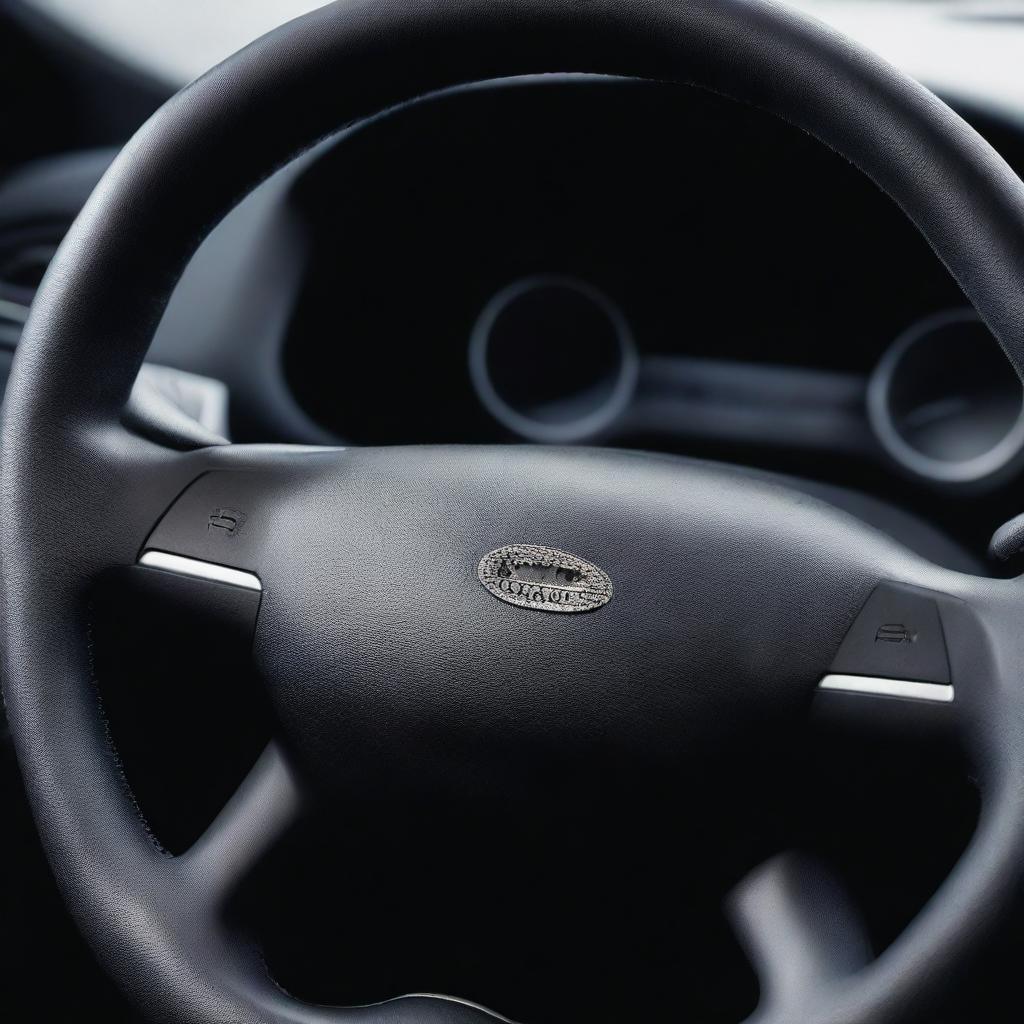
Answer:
477 544 612 613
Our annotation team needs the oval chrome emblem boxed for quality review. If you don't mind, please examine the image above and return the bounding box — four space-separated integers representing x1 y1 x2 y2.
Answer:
478 544 612 613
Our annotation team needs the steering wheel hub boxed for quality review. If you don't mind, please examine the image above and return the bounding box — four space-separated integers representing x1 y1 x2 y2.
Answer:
139 445 886 799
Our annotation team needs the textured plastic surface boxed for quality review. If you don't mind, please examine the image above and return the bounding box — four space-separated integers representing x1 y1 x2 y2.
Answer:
830 582 951 684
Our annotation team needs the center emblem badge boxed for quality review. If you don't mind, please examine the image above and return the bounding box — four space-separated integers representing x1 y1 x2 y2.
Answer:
477 544 612 613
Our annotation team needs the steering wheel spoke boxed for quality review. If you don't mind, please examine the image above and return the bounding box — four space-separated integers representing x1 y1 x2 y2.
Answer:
176 745 508 1023
728 852 872 1023
809 569 1024 769
179 741 305 909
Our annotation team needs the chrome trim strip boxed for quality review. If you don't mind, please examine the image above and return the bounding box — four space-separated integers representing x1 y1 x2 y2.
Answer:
818 673 954 703
399 995 513 1023
139 550 262 591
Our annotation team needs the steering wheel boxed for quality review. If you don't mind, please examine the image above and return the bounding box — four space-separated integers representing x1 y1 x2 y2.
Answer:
5 1 1024 1021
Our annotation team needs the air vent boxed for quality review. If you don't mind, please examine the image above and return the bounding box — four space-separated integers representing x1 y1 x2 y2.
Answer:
0 149 115 350
0 224 64 348
0 292 29 348
0 239 57 293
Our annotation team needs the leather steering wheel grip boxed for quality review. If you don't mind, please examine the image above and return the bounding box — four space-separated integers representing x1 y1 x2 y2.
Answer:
5 2 1024 1023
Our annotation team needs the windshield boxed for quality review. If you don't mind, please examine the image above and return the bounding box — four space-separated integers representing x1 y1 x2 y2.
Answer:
18 0 1024 100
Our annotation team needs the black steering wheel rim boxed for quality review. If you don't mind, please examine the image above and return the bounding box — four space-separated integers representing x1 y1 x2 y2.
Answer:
4 2 1024 1022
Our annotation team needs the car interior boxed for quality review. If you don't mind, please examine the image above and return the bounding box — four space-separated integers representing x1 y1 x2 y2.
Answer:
2 1 1024 1022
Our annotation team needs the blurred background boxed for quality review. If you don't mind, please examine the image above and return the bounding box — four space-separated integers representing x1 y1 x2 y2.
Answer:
11 0 1024 101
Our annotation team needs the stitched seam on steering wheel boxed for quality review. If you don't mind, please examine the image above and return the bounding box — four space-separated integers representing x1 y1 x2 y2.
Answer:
85 607 171 859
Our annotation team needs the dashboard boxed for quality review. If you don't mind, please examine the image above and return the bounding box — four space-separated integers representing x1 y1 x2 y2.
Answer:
3 74 1024 569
